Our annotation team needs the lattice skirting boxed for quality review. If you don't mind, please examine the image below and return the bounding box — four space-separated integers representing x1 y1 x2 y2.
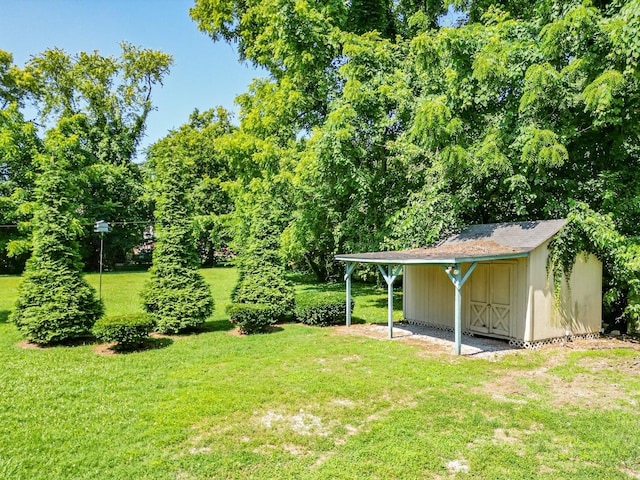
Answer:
404 319 600 349
403 319 476 337
509 332 601 350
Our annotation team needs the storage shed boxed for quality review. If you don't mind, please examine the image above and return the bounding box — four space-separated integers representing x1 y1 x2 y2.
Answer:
335 220 602 354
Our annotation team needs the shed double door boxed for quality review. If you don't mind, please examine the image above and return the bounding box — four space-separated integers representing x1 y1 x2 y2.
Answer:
468 263 514 338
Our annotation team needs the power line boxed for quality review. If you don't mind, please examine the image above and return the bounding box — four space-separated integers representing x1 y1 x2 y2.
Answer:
0 220 153 229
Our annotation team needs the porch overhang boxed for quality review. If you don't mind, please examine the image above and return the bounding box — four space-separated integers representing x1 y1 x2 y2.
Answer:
335 244 531 355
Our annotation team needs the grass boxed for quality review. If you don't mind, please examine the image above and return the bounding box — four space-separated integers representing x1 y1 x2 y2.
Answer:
0 269 639 479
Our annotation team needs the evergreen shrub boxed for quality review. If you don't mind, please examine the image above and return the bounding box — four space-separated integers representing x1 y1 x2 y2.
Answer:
227 303 277 334
92 314 155 349
295 291 354 327
12 121 103 344
13 261 103 344
231 269 295 321
142 265 214 334
141 153 214 334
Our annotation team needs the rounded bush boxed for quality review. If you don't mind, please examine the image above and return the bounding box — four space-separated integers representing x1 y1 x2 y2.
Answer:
295 291 354 327
227 303 277 334
92 314 155 349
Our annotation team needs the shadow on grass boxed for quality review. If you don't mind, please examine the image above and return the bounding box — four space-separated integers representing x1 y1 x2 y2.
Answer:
370 294 404 310
202 319 234 333
345 316 367 325
99 336 174 356
0 310 10 323
134 336 173 352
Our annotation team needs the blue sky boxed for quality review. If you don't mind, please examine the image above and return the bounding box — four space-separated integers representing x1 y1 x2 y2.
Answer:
0 0 262 152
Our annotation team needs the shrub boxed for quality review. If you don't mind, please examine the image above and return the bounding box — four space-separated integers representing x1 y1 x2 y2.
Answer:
231 269 295 321
92 314 155 349
12 128 103 345
142 266 214 334
13 263 104 344
295 291 355 327
229 183 296 326
227 303 277 334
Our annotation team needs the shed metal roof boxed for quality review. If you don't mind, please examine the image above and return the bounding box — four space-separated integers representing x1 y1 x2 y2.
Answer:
334 219 566 265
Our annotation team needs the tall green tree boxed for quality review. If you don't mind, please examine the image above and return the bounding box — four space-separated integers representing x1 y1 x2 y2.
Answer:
230 178 295 320
11 116 103 344
141 148 214 334
0 52 40 273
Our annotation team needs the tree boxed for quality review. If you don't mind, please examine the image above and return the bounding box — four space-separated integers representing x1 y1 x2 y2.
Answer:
0 104 40 273
141 148 214 334
0 52 40 273
11 116 103 344
393 1 640 327
230 179 295 323
146 107 236 266
0 45 173 272
193 0 640 329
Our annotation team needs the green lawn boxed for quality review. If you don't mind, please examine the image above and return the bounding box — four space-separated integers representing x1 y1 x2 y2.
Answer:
1 269 639 479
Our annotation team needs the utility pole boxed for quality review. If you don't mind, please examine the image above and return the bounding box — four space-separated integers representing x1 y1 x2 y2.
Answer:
94 220 111 301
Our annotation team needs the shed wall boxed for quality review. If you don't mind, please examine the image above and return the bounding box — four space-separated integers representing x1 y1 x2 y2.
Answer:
403 248 601 343
403 265 454 328
404 261 527 336
529 244 602 341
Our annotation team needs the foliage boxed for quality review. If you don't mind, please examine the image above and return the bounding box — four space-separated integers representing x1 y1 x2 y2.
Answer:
226 302 276 334
141 152 214 334
0 45 172 272
548 203 640 332
295 291 354 327
146 107 236 266
0 102 41 273
92 313 155 349
230 181 295 321
11 117 103 344
193 0 640 322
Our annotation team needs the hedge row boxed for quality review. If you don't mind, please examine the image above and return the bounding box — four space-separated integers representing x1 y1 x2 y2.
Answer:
227 290 354 333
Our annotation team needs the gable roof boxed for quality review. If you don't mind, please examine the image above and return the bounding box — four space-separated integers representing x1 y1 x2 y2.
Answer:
334 219 566 265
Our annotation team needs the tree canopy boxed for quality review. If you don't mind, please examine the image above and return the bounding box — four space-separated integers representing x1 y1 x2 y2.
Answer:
0 44 172 272
189 0 640 329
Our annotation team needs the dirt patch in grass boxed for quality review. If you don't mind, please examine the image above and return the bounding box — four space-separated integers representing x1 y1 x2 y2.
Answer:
332 324 640 362
226 325 285 337
15 340 48 350
92 343 119 356
92 337 173 356
258 410 331 437
477 338 640 409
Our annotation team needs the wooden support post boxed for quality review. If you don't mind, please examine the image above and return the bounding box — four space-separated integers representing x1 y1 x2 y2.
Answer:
454 267 462 355
445 262 478 355
378 264 402 339
344 262 356 327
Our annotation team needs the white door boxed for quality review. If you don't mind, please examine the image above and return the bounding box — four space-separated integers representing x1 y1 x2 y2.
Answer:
468 263 514 338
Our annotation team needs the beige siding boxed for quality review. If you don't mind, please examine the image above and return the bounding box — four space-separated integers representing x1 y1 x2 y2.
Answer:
403 249 600 343
405 260 526 336
404 265 454 328
528 243 602 341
